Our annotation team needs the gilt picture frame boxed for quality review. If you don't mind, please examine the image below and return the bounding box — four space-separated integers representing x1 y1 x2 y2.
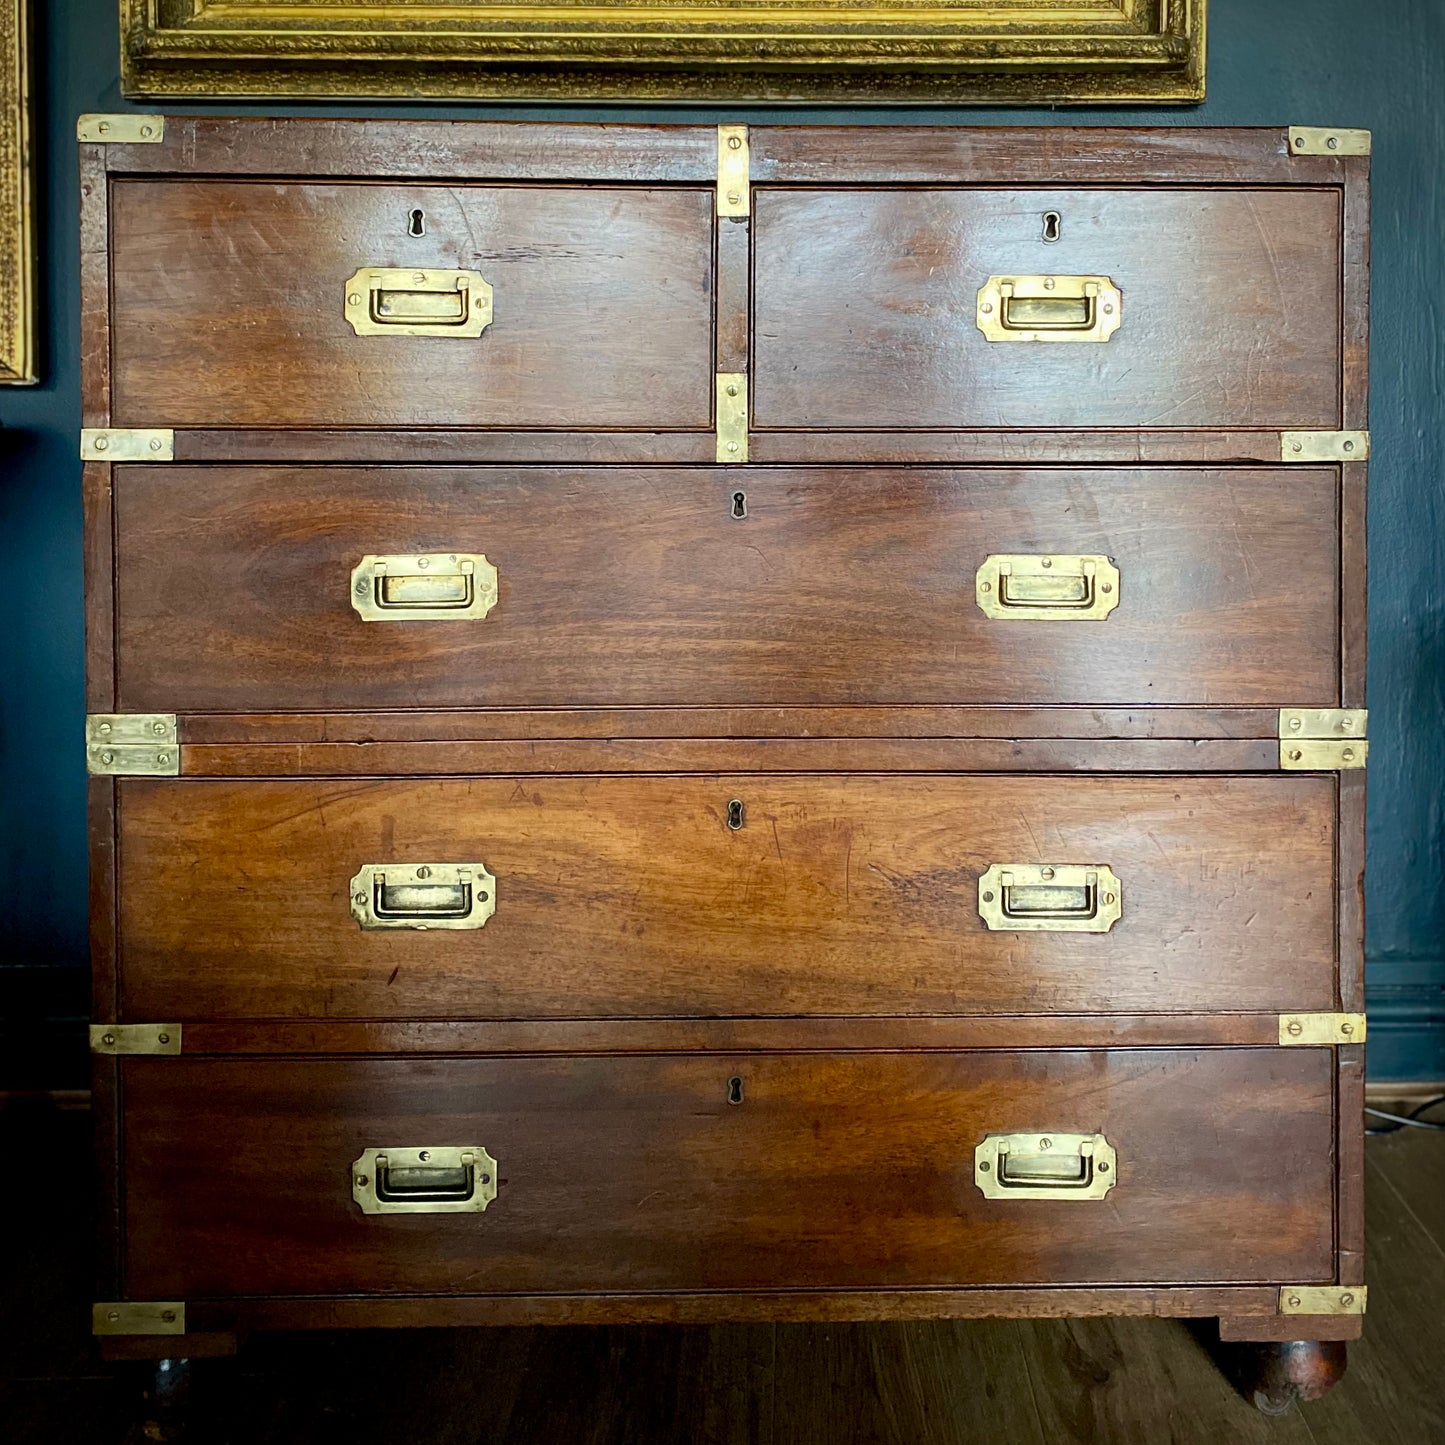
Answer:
0 0 34 384
120 0 1206 104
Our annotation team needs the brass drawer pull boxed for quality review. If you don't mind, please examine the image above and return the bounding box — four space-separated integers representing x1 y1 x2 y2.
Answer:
349 863 497 932
976 554 1119 620
352 1146 498 1215
350 553 498 623
976 275 1122 343
978 864 1122 933
974 1132 1117 1200
343 267 493 338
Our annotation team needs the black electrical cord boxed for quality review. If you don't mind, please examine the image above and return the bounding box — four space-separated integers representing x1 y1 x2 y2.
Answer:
1365 1093 1445 1137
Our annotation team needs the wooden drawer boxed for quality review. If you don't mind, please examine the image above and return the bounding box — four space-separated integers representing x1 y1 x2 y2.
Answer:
107 181 714 430
112 465 1339 712
753 189 1342 430
115 774 1337 1020
119 1049 1336 1299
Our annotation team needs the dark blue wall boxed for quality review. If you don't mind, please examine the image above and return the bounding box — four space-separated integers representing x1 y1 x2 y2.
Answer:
3 0 1442 1081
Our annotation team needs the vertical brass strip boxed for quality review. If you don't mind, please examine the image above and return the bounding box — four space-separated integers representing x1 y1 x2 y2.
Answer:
716 374 748 463
717 125 749 217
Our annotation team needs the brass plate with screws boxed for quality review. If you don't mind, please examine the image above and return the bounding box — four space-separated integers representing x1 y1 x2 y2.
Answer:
89 1024 182 1056
352 1146 499 1215
81 428 175 462
1280 431 1370 462
86 713 180 777
1279 709 1367 741
978 864 1122 934
1280 740 1368 771
717 125 749 217
77 114 165 144
1279 1013 1366 1047
975 554 1120 621
1287 128 1371 157
349 862 497 931
1279 1286 1367 1316
975 1132 1116 1201
93 1301 185 1335
716 373 748 464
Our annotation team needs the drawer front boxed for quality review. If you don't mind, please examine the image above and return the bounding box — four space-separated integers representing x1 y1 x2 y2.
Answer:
753 189 1342 430
114 466 1339 712
117 774 1337 1020
121 1050 1336 1299
108 182 715 430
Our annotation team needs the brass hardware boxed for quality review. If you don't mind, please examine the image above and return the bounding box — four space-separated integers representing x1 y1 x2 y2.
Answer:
717 125 749 217
350 553 499 623
352 1146 498 1215
1279 1286 1367 1316
77 114 165 144
1279 708 1369 771
86 714 180 777
978 864 1122 934
975 555 1120 621
344 267 493 338
349 862 497 932
1281 742 1368 771
717 373 748 464
1279 709 1367 741
1288 128 1371 157
93 1302 185 1336
976 275 1122 344
974 1132 1117 1201
90 1024 182 1056
1280 431 1370 462
1279 1013 1367 1046
726 799 746 831
81 428 174 462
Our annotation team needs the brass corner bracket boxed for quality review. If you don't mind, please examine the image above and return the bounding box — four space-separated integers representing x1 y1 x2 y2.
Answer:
1279 1286 1366 1317
90 1024 182 1056
87 714 180 777
1288 127 1371 158
93 1302 186 1336
77 114 165 145
81 428 175 462
1280 431 1369 463
1279 709 1367 771
1278 1013 1366 1047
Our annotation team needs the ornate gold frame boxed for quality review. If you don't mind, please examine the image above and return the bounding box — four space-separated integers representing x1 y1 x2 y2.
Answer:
0 0 33 384
121 0 1206 104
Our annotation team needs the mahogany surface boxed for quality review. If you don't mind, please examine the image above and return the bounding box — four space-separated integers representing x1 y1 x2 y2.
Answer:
113 465 1340 713
121 1049 1336 1299
115 774 1337 1021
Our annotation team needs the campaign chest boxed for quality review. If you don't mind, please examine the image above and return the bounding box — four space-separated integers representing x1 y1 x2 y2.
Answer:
81 119 1370 1357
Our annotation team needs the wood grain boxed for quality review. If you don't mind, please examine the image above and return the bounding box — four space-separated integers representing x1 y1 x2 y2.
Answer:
109 182 715 430
120 1049 1337 1299
753 190 1341 430
113 466 1339 713
116 774 1338 1021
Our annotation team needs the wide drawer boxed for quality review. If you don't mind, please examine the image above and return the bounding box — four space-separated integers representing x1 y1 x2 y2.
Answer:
115 774 1337 1020
112 465 1340 712
107 181 715 430
753 189 1342 430
119 1049 1336 1299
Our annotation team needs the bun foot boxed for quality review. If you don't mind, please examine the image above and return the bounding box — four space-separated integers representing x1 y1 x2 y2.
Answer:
1214 1337 1348 1414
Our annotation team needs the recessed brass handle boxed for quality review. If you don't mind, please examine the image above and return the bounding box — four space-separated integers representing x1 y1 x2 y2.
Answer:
343 267 493 338
350 553 499 623
974 1132 1116 1200
352 1147 498 1215
976 275 1122 343
978 864 1122 933
976 555 1119 621
349 863 497 932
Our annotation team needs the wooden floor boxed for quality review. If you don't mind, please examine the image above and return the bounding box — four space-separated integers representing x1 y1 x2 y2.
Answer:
2 1096 1442 1444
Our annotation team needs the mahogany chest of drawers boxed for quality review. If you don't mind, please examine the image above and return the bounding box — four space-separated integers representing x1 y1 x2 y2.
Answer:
81 118 1370 1388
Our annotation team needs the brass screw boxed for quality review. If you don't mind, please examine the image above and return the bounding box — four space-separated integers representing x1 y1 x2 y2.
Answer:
1289 749 1303 762
1327 136 1340 150
149 438 163 452
153 720 167 735
354 893 366 906
1292 440 1304 453
1043 278 1056 290
100 751 114 765
98 722 112 734
982 890 995 903
98 122 111 135
1101 583 1112 594
93 435 109 451
1097 1161 1110 1173
156 752 171 766
102 1032 116 1046
1288 1020 1304 1036
1039 1138 1052 1150
727 192 741 206
348 293 361 306
1289 717 1303 731
1041 866 1055 880
161 1310 176 1323
417 557 430 569
978 1160 991 1172
727 442 739 453
1104 892 1117 905
728 135 742 150
356 1175 368 1188
157 1032 170 1045
1040 558 1052 569
419 1150 431 1162
980 581 992 593
1341 717 1355 731
1342 748 1356 761
1340 1293 1354 1307
1288 1294 1302 1309
726 384 738 397
413 272 427 285
140 125 154 139
417 866 432 879
981 302 994 315
1103 303 1115 314
1344 439 1355 452
107 1309 120 1322
1340 1022 1354 1036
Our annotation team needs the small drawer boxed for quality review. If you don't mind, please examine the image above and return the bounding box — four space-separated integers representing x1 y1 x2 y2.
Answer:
119 1049 1336 1300
107 181 715 430
753 189 1342 430
112 465 1340 712
115 773 1338 1021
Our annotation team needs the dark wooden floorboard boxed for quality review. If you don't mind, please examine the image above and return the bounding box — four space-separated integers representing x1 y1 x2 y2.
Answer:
4 1098 1444 1443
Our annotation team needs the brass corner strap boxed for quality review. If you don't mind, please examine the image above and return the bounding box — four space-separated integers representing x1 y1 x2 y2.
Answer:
93 1302 185 1336
87 714 180 776
717 373 748 463
77 114 165 145
1279 1286 1367 1317
1278 1013 1366 1047
717 125 749 217
1280 431 1369 463
1279 709 1367 771
90 1024 182 1056
81 428 174 462
1287 127 1371 157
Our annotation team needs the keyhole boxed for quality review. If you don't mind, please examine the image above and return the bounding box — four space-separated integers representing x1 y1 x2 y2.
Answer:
1042 211 1062 243
730 490 748 519
408 208 426 237
727 1076 745 1105
726 799 746 831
